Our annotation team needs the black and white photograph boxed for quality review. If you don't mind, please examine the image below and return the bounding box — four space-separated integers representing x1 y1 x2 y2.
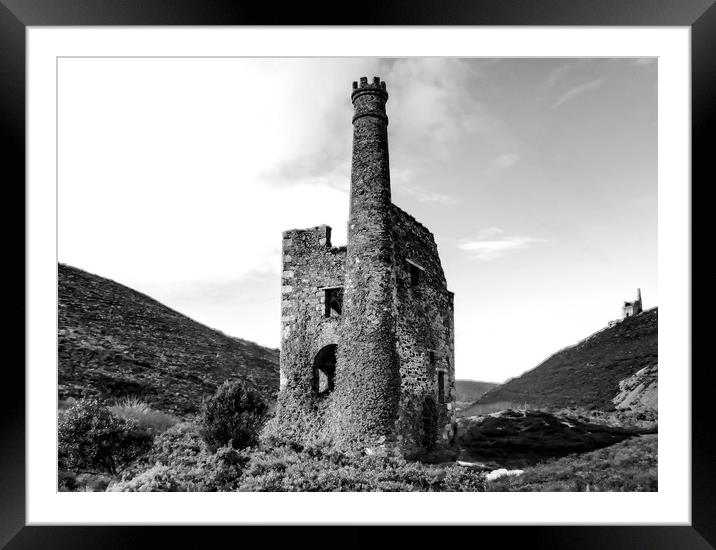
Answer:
3 0 709 543
55 56 659 493
5 13 708 550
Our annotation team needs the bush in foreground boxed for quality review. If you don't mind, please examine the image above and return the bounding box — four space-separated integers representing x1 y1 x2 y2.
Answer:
237 439 485 492
109 423 485 492
108 422 247 492
199 381 268 451
109 396 180 434
58 398 153 476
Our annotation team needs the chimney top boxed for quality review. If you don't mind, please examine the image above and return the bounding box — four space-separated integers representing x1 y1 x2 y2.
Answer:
351 76 388 102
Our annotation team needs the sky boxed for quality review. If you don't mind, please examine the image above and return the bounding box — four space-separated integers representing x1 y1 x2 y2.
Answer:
58 57 657 383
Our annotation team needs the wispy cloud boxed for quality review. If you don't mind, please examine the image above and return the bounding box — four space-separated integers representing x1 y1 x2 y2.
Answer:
539 63 571 92
494 153 520 170
552 79 604 109
392 168 455 204
383 58 488 161
415 191 454 204
458 227 544 260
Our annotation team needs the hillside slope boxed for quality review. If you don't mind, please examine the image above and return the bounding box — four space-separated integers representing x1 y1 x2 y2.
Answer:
454 380 500 403
613 364 657 413
464 308 657 414
58 263 280 415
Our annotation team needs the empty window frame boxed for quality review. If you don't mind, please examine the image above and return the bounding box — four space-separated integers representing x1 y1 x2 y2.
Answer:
438 370 446 403
407 260 424 287
313 344 337 396
324 287 343 317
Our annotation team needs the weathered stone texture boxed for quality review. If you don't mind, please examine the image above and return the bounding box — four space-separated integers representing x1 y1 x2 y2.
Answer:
279 225 346 393
390 205 456 454
274 77 455 455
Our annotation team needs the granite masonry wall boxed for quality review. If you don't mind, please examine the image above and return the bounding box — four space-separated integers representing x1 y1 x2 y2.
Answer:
390 205 456 455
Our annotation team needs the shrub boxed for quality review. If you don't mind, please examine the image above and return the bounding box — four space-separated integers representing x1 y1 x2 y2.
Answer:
58 470 113 492
58 398 153 476
109 396 179 434
107 423 486 492
108 422 248 492
237 439 485 492
199 381 268 451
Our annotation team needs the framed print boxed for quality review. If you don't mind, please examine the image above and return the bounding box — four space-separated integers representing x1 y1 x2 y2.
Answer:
5 0 712 548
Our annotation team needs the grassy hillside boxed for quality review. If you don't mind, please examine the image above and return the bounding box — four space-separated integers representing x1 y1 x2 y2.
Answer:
457 409 649 468
58 263 280 415
454 380 500 403
486 434 657 492
464 308 657 414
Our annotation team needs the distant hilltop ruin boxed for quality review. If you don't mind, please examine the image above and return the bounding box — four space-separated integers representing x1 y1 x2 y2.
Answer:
271 77 456 457
609 288 644 327
622 288 643 318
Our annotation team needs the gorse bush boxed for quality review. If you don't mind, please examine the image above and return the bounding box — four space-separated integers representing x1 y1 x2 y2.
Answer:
109 396 179 434
237 438 485 492
108 422 485 492
108 422 247 492
199 381 268 451
58 398 153 476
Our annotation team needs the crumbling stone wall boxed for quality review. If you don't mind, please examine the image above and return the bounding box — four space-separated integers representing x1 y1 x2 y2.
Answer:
272 225 346 443
390 205 456 455
272 77 455 456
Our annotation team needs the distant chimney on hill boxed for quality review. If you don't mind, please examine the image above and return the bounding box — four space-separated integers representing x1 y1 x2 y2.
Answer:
622 288 643 319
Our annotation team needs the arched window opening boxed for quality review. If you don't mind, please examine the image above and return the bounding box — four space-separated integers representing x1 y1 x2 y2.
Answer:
324 287 343 317
312 344 337 397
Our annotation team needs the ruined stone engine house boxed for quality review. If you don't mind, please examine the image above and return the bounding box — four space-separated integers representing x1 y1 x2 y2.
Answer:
275 77 456 455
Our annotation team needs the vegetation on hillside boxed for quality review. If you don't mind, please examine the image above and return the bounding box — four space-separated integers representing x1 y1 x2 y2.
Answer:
457 409 653 469
58 399 154 479
58 263 280 415
465 309 658 413
486 434 657 492
454 380 500 403
199 380 269 451
60 393 656 493
59 387 485 492
108 424 485 492
109 396 180 434
57 265 658 493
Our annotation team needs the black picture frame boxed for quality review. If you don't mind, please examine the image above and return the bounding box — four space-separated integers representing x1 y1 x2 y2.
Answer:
4 1 710 548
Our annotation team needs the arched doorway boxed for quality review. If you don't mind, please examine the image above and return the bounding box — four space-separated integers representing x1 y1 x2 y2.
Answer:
313 344 337 397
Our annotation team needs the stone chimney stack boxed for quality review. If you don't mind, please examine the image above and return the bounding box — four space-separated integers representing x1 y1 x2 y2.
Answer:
334 77 400 449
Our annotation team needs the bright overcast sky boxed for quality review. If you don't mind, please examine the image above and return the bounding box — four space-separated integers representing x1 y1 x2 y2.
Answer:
58 57 657 383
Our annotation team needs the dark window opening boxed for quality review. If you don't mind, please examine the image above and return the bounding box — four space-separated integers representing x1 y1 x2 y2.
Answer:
438 371 446 403
421 396 438 450
312 344 337 397
324 287 343 317
428 350 436 366
409 263 421 286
